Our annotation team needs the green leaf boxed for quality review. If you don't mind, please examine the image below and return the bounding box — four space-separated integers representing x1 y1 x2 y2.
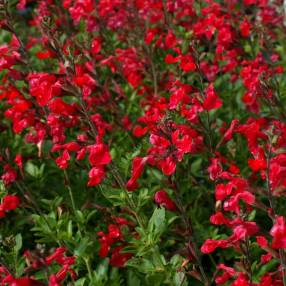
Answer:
14 234 22 252
248 210 256 221
67 220 73 238
173 271 187 286
25 162 44 178
25 161 39 177
74 278 87 286
95 258 109 280
255 259 279 280
148 207 166 237
74 237 91 257
127 270 141 286
100 187 127 206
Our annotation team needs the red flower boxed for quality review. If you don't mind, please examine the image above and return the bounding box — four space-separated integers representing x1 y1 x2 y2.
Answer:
154 190 177 211
108 224 121 239
270 216 286 249
210 212 230 226
231 221 258 241
55 150 70 169
215 183 232 201
223 119 238 141
133 125 148 137
126 157 148 191
248 148 266 172
36 50 53 60
256 236 268 248
201 239 228 254
98 239 110 258
109 246 132 268
261 253 272 264
224 191 255 214
48 98 75 116
127 72 142 88
1 165 17 186
0 268 43 285
180 55 196 72
8 277 40 286
46 247 66 265
208 158 222 181
231 273 250 286
121 116 132 131
48 274 61 286
165 30 177 49
203 84 222 111
91 38 101 54
14 154 23 170
63 142 81 152
240 19 251 37
215 264 235 285
87 167 105 186
98 224 122 258
28 73 61 107
88 144 111 167
2 195 20 211
243 0 256 6
16 0 26 10
161 156 176 175
144 28 157 45
165 54 180 64
169 86 190 109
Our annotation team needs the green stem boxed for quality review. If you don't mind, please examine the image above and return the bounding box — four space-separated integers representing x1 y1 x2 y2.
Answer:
63 170 83 238
84 257 93 282
64 170 76 212
171 177 210 286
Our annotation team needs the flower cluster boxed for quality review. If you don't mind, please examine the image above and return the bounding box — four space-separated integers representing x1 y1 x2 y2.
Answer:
97 219 132 267
1 0 286 285
0 195 20 218
0 247 75 286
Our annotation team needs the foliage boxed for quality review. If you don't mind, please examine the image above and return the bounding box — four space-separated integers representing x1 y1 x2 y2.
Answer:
0 0 286 285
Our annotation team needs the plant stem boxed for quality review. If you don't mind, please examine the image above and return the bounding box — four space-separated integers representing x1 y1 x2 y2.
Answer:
64 170 83 238
64 170 76 212
266 131 286 286
84 257 93 282
171 177 210 286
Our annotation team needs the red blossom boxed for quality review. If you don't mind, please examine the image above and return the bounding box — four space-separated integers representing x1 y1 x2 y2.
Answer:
256 236 268 248
126 157 148 191
28 73 62 107
180 55 196 72
16 0 27 10
133 125 148 137
230 273 250 286
240 19 251 37
208 158 223 181
270 216 286 249
215 264 235 285
154 190 177 211
1 164 17 186
14 154 23 170
55 150 70 169
1 0 286 283
88 144 112 166
2 195 20 211
91 38 102 54
160 156 176 175
201 239 228 254
109 246 132 268
87 167 105 186
203 84 222 111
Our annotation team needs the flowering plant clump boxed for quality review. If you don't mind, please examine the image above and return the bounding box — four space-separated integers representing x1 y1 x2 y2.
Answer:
1 0 286 285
